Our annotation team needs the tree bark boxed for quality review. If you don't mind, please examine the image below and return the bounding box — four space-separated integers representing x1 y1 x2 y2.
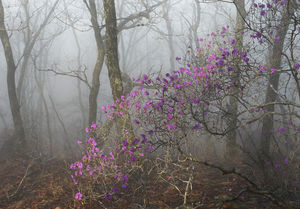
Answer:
225 0 245 159
162 1 175 72
103 0 124 100
71 28 87 129
86 0 105 125
103 0 134 142
17 0 60 102
0 0 26 156
260 4 294 157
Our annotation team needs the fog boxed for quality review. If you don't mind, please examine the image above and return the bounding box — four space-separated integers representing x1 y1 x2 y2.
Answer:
0 0 235 151
0 0 299 207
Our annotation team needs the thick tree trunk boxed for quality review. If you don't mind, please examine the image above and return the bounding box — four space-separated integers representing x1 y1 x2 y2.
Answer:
103 0 124 100
0 0 26 156
103 0 134 142
260 5 293 157
225 0 245 159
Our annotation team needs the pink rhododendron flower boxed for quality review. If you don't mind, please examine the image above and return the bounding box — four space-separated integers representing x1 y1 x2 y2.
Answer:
75 192 82 200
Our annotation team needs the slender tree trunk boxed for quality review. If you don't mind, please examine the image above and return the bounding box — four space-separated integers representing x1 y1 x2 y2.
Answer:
0 0 26 155
49 96 73 157
17 0 60 102
225 0 246 159
72 28 87 128
87 0 105 125
0 111 8 134
162 1 175 72
33 60 53 156
260 5 293 157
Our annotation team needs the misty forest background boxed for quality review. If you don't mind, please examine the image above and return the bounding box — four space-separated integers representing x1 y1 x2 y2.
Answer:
0 0 299 208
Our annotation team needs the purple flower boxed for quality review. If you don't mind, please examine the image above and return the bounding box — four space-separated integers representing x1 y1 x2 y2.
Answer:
105 193 112 200
123 139 129 146
112 187 118 194
131 155 137 162
260 66 266 72
133 138 140 144
91 123 97 129
122 184 128 189
232 49 238 55
77 161 83 169
284 157 288 164
280 0 287 6
143 74 148 80
123 175 128 183
193 124 200 130
259 4 265 8
280 127 286 134
110 152 114 159
261 10 266 16
75 192 83 200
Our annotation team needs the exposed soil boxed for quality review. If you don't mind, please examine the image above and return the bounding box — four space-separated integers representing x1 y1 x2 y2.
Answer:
0 157 299 209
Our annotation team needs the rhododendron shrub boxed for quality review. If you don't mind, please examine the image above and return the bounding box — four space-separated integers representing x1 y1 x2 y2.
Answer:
71 1 299 206
70 121 154 203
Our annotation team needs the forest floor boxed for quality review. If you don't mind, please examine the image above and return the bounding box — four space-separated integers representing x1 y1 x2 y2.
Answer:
0 157 299 209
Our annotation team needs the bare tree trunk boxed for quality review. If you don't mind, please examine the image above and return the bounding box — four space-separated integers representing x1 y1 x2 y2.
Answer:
260 4 294 157
85 0 105 125
103 0 134 142
71 28 87 128
103 0 124 99
162 1 175 72
0 111 8 134
0 0 26 156
16 0 60 102
49 96 73 157
225 0 245 160
33 58 53 156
